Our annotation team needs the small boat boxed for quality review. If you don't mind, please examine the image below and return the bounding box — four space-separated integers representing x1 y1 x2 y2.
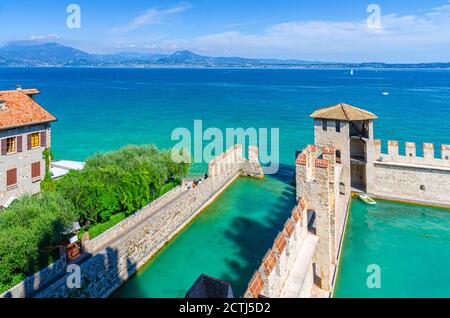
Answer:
358 193 377 205
382 91 389 96
350 69 354 76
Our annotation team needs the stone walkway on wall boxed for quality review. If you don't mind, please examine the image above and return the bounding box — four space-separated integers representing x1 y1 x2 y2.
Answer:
68 186 190 268
87 187 191 256
1 145 266 298
280 234 319 298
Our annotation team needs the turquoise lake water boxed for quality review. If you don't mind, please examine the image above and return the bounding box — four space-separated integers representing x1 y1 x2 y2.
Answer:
334 200 450 298
113 177 295 298
0 68 448 297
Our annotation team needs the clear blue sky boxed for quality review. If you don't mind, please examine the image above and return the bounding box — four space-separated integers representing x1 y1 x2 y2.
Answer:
1 0 450 62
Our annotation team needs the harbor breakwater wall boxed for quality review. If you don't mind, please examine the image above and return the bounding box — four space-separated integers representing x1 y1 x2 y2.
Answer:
371 140 450 206
1 144 263 298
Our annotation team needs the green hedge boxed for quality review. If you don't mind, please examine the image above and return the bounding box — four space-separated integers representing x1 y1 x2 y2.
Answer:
56 145 190 224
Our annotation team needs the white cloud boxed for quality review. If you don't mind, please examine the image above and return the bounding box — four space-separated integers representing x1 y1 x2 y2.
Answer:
29 34 61 41
179 1 450 62
112 3 191 33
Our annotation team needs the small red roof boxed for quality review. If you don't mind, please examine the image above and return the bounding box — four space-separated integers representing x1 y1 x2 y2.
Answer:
0 89 56 130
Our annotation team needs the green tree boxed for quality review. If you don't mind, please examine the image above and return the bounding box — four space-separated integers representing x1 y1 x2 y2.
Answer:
0 193 77 292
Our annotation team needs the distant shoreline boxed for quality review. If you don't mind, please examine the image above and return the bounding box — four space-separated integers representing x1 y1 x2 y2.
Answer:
2 42 449 70
1 65 450 70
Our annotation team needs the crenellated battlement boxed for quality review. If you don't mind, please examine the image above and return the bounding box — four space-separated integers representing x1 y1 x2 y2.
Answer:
244 197 312 298
207 144 264 180
373 139 450 167
295 144 337 185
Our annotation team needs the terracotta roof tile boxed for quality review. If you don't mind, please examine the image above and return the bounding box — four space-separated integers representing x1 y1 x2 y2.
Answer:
262 249 277 275
284 220 295 237
274 233 287 253
315 159 329 168
248 272 264 298
310 103 377 121
388 140 398 146
0 89 56 130
296 153 306 165
292 206 301 222
299 197 306 210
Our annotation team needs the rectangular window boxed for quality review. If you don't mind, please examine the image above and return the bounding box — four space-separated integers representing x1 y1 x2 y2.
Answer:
31 162 41 180
6 168 17 188
322 120 327 131
336 120 341 132
31 132 40 148
6 137 16 154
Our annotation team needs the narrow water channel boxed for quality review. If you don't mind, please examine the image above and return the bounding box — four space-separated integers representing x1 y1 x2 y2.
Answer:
334 200 450 298
113 176 296 298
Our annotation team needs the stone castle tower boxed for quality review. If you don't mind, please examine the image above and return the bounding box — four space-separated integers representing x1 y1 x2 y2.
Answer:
296 103 378 292
245 102 448 298
310 103 378 194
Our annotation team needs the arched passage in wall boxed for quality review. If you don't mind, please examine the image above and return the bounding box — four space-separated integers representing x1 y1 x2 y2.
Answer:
307 209 316 235
336 149 341 163
350 138 367 191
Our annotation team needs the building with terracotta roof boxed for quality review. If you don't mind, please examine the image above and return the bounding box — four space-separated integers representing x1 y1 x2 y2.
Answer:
0 87 56 207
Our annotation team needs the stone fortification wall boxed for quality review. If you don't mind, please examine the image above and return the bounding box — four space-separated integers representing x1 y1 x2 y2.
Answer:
0 256 67 298
243 198 315 298
83 185 187 253
208 144 264 180
374 140 450 167
372 140 450 206
18 145 263 298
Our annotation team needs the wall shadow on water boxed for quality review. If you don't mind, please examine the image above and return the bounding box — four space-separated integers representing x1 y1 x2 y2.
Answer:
267 163 296 186
220 186 296 296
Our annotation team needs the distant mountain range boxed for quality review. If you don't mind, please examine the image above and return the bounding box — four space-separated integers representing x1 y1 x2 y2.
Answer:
0 41 449 69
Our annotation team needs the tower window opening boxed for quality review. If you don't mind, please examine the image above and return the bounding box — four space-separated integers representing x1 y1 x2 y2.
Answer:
335 120 341 132
307 210 316 235
322 120 327 131
336 150 342 163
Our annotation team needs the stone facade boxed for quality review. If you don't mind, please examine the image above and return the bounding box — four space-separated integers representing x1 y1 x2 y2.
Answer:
0 123 51 206
83 184 188 253
314 119 351 197
244 104 450 299
295 145 348 293
2 145 263 298
372 140 450 206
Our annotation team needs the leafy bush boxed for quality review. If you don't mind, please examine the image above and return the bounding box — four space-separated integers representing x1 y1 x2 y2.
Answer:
0 144 189 293
78 212 126 240
41 148 56 192
0 193 77 292
56 145 190 224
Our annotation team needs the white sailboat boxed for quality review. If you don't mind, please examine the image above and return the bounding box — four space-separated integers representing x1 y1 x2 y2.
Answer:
350 69 354 76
